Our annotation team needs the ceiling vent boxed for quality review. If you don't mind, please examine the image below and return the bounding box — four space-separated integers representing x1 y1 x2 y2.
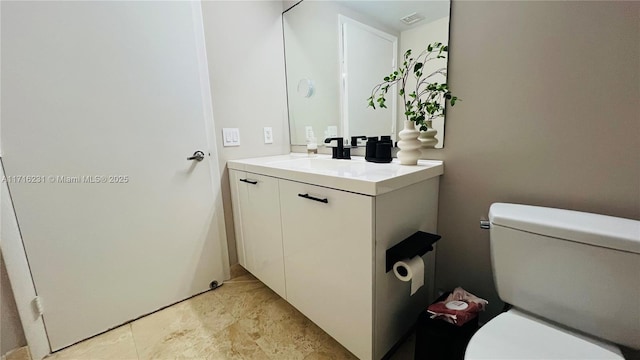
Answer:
400 12 424 25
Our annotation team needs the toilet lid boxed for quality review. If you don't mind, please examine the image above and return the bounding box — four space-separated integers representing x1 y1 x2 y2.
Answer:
465 309 624 359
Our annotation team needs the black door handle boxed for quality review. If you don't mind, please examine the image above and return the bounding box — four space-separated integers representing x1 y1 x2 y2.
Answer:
240 178 258 185
298 193 328 204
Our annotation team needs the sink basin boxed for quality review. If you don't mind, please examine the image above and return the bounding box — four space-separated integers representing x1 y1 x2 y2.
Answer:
227 153 443 196
268 157 368 175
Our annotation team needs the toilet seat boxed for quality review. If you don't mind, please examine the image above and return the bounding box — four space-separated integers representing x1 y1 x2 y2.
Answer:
465 309 623 359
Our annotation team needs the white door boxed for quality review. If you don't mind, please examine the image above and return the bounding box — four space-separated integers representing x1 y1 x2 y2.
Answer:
340 16 397 140
1 1 228 350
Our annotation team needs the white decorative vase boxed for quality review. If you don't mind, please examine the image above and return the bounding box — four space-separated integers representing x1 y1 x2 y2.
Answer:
419 126 438 150
397 120 421 165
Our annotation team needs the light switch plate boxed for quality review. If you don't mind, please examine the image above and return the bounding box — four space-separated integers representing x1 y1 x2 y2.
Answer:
305 126 313 141
328 125 338 138
222 128 240 147
263 127 273 144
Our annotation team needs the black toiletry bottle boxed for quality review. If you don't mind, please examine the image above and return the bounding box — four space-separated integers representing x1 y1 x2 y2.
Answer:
376 137 392 163
365 137 378 162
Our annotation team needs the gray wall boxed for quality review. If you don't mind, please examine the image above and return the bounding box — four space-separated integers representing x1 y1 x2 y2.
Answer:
431 0 640 319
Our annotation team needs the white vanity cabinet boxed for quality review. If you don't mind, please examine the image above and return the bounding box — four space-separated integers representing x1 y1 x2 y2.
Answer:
228 154 443 360
278 179 374 358
229 170 286 298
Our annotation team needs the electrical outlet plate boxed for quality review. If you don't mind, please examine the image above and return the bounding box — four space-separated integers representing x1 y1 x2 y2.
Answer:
264 127 273 144
222 128 240 147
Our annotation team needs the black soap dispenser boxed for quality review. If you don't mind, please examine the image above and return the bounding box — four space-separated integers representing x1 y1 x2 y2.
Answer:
376 136 393 163
365 137 378 162
365 136 393 163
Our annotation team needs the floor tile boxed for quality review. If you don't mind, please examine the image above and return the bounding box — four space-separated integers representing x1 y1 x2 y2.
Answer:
224 265 258 283
42 264 364 360
5 347 31 360
47 325 137 360
224 272 258 283
301 330 358 360
237 298 356 360
212 280 280 320
302 335 358 360
207 322 270 360
229 264 248 279
130 291 235 359
240 299 308 359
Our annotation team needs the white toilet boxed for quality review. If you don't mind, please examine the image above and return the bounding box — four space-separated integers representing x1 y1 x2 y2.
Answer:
465 203 640 359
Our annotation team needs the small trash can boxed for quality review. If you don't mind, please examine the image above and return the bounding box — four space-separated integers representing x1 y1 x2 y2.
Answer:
414 292 479 360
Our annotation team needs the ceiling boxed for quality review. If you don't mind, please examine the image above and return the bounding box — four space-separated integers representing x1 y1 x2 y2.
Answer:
338 1 450 33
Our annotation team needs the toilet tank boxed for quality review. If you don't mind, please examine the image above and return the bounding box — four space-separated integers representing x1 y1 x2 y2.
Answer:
488 203 640 349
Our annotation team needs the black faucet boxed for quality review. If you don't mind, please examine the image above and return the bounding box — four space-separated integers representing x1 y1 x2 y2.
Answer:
324 137 350 159
350 136 367 147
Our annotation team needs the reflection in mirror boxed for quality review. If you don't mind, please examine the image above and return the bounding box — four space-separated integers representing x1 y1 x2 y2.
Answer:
297 78 315 98
283 1 451 148
340 15 397 143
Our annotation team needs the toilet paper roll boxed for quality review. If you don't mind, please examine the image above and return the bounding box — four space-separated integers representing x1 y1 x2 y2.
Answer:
392 256 425 295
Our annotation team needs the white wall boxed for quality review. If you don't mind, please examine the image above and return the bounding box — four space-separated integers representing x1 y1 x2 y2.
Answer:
398 16 450 148
200 1 290 264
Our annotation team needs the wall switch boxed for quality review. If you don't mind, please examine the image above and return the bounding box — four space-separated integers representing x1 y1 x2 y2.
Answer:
222 128 240 147
263 127 273 144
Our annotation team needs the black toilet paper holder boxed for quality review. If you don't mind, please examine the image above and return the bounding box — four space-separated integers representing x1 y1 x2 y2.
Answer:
386 231 442 273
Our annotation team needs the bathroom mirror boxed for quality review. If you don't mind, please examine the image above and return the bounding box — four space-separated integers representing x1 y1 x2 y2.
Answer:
283 0 451 148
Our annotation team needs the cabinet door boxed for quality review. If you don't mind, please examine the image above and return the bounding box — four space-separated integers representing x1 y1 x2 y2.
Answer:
279 179 374 360
229 170 285 298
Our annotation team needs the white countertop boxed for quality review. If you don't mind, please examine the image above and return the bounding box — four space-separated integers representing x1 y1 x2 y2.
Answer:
227 153 443 196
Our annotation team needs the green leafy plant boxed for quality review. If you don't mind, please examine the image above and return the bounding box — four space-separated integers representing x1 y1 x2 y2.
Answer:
367 42 459 131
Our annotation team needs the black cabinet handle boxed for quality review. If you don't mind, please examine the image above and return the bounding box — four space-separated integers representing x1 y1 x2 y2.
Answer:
298 193 328 204
240 178 258 185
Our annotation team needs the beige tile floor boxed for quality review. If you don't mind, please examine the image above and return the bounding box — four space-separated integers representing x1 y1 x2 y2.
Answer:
5 347 31 360
31 265 414 360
